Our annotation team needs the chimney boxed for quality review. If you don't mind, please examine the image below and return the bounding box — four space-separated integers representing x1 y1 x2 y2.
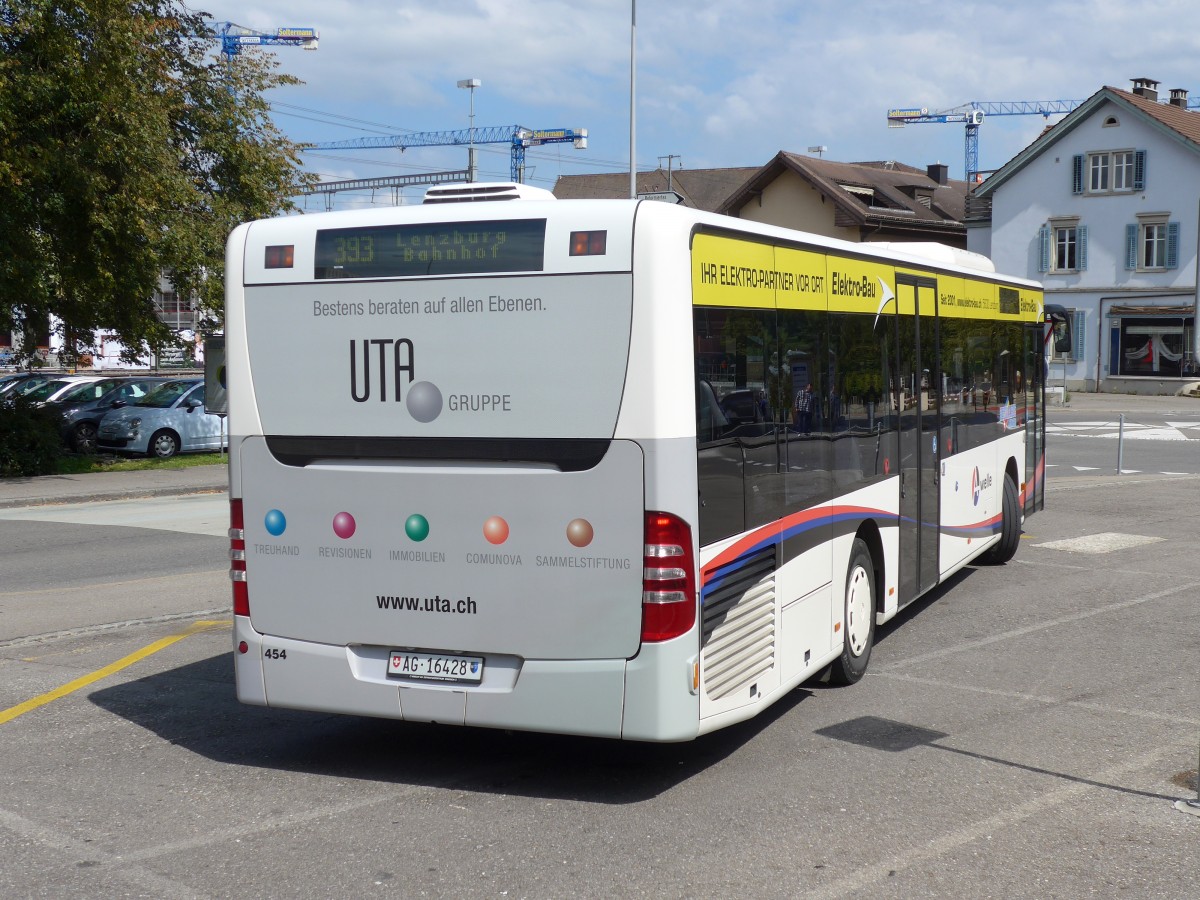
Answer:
1170 88 1189 109
926 163 949 186
1131 77 1159 101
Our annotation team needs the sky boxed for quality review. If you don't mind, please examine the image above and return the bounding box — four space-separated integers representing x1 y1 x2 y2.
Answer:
205 0 1200 211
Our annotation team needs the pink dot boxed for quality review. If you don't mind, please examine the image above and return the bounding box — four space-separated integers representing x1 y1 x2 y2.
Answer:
483 516 509 545
332 512 356 539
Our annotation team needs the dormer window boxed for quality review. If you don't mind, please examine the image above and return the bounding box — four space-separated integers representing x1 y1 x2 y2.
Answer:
840 184 874 204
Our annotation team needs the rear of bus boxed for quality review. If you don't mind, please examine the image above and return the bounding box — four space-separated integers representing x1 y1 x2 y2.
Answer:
225 194 704 741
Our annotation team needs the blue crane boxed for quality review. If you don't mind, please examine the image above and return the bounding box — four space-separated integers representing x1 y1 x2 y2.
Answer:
305 126 589 183
887 100 1085 183
213 22 319 59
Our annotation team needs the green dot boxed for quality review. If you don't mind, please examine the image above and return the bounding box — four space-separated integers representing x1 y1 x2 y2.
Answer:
405 514 429 542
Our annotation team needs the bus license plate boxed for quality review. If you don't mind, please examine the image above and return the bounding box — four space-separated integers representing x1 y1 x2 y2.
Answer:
387 651 484 683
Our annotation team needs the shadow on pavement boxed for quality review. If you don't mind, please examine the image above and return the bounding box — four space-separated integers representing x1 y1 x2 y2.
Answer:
90 651 813 804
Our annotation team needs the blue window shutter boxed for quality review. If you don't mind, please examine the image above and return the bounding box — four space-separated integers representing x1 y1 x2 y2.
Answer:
1073 310 1086 360
1078 225 1088 270
1038 225 1050 272
1072 155 1084 194
1166 221 1180 268
1125 224 1138 269
1133 150 1146 190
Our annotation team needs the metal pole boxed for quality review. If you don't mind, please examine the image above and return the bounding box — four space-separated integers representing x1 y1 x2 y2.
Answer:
457 79 481 183
629 0 636 199
468 85 476 183
1116 413 1125 474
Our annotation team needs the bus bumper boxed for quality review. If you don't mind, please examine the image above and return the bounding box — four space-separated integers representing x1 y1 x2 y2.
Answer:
233 618 702 741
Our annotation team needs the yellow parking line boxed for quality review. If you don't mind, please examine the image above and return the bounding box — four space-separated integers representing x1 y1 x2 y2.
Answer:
0 619 231 726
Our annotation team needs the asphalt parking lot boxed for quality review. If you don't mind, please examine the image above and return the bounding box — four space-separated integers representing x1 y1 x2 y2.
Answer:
0 393 1197 898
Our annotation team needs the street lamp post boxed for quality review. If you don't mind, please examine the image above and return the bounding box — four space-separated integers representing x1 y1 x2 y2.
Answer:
629 1 636 199
457 78 481 182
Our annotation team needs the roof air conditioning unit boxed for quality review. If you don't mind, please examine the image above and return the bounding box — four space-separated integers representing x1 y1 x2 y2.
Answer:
422 182 557 204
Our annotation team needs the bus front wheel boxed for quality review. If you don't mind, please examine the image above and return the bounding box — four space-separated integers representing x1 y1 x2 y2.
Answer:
830 538 876 685
980 474 1020 565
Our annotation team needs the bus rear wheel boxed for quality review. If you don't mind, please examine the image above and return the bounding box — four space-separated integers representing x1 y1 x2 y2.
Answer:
830 538 876 685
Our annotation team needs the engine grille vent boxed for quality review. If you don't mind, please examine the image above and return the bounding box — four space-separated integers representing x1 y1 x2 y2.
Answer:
701 546 776 701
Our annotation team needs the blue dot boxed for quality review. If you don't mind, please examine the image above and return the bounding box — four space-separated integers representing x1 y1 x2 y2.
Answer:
264 509 287 536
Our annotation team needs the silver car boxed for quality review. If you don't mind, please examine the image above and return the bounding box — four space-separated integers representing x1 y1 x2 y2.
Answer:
97 379 226 458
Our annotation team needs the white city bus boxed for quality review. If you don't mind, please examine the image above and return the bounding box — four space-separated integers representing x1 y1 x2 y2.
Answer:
226 183 1046 741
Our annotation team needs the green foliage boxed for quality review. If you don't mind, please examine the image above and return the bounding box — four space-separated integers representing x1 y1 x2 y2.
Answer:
0 1 315 365
52 451 226 474
0 396 63 476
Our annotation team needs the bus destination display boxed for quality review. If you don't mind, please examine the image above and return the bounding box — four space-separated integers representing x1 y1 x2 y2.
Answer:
314 219 546 279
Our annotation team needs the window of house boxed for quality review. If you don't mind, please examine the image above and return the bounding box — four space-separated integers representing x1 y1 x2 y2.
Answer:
1112 151 1136 190
1113 316 1194 377
1125 217 1179 270
1073 150 1145 194
1038 220 1087 273
1054 226 1078 270
1143 222 1167 268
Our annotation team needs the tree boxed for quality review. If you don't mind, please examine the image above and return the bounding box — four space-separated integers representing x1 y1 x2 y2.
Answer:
0 0 314 365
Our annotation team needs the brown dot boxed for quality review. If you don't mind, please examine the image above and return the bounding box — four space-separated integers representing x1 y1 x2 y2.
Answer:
566 518 593 548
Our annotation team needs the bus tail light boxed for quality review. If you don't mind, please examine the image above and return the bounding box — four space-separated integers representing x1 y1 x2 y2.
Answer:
569 230 607 256
229 499 249 616
641 511 696 643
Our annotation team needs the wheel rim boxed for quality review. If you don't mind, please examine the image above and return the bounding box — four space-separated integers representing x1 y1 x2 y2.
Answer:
153 434 177 457
845 564 872 657
76 424 97 453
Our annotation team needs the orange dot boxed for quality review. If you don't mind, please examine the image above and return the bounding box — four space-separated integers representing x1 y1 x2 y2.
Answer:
483 516 509 545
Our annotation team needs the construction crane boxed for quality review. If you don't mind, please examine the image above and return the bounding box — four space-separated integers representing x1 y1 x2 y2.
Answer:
213 22 319 60
887 100 1085 183
306 126 589 183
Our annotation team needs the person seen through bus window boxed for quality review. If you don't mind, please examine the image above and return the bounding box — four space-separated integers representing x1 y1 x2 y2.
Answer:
794 382 814 433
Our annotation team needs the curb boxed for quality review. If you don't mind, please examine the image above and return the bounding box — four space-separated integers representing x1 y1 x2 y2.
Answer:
0 484 226 510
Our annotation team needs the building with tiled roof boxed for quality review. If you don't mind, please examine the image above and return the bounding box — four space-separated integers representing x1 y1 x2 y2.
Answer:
554 154 970 249
974 79 1200 394
718 153 969 247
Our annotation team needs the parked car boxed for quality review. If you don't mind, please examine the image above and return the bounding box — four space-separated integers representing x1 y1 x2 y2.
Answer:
0 372 59 399
97 379 226 458
719 388 766 424
53 377 171 453
19 375 106 406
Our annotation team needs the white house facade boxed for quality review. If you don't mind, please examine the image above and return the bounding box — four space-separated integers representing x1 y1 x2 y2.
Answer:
971 80 1199 394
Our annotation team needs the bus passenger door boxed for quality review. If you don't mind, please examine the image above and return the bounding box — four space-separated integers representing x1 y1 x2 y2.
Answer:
895 276 940 605
1024 322 1046 514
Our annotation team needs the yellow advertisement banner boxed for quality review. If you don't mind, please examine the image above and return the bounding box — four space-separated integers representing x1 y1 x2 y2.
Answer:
936 277 1042 322
692 232 1041 322
692 233 784 308
775 246 828 311
828 257 896 315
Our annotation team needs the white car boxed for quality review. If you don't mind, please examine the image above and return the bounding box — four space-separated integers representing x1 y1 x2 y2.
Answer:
18 376 106 406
